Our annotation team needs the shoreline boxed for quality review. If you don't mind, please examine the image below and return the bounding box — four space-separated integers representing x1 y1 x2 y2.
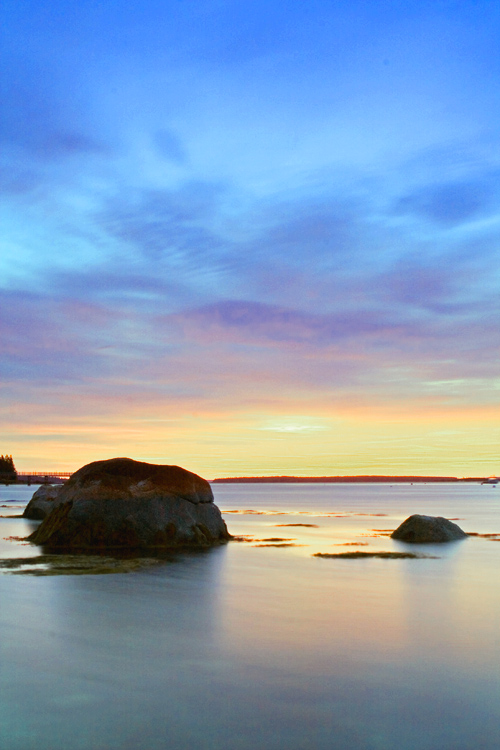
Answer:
211 475 486 483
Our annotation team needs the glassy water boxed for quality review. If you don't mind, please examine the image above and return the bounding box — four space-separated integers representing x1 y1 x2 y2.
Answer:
1 482 499 750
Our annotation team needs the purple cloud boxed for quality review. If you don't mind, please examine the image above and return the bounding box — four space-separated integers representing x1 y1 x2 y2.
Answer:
170 300 405 347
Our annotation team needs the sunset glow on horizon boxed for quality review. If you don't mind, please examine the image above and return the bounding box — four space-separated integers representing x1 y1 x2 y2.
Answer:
2 1 499 477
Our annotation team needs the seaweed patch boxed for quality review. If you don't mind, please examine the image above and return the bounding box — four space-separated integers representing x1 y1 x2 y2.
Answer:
274 523 319 528
313 551 438 560
0 555 166 576
253 543 305 548
259 537 295 542
231 535 255 542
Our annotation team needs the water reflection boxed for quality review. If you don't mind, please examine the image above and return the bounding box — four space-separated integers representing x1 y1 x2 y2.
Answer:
0 547 228 750
218 544 411 675
1 483 499 750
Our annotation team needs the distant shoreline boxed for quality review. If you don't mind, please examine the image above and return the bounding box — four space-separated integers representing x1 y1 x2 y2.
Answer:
6 474 490 487
211 475 486 483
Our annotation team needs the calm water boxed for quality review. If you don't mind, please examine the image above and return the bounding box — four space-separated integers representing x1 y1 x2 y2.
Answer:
1 482 499 750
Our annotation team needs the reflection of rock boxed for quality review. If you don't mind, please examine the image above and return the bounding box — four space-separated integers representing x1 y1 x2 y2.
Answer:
27 458 230 551
391 514 467 543
23 485 64 520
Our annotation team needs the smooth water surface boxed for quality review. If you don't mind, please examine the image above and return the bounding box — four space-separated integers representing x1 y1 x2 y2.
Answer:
1 483 499 750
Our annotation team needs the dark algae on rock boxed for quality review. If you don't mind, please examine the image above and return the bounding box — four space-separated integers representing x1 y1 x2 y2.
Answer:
27 458 230 552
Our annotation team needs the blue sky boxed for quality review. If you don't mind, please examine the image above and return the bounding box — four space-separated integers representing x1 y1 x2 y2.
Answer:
1 0 499 475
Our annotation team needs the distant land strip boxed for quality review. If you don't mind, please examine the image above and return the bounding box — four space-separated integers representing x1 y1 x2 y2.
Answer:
6 473 490 486
211 475 485 483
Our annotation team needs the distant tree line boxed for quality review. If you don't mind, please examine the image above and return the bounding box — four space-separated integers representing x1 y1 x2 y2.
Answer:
0 454 17 482
212 475 483 483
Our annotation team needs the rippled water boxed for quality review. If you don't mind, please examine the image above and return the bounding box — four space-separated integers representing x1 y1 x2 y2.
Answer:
1 482 499 750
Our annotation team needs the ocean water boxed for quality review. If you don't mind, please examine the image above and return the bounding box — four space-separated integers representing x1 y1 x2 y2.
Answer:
1 482 499 750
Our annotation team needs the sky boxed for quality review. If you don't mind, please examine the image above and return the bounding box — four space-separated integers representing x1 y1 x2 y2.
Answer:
1 0 499 477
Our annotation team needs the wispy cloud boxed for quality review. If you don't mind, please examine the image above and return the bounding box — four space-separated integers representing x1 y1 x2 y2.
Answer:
171 300 408 346
2 0 500 473
394 177 499 227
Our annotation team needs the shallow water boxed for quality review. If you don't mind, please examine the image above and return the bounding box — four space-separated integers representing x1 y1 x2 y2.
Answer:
1 482 499 750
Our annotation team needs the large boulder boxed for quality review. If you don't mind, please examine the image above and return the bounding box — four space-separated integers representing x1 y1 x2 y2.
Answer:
391 514 467 543
23 484 65 520
27 458 230 551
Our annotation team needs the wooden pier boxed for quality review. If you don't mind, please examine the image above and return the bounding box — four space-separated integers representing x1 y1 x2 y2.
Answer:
8 471 73 485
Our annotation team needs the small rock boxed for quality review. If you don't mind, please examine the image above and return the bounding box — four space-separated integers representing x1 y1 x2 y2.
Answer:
23 484 65 520
391 514 467 543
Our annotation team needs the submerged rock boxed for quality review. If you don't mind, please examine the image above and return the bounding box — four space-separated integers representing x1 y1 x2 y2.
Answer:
391 514 467 543
23 484 65 519
27 458 230 551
